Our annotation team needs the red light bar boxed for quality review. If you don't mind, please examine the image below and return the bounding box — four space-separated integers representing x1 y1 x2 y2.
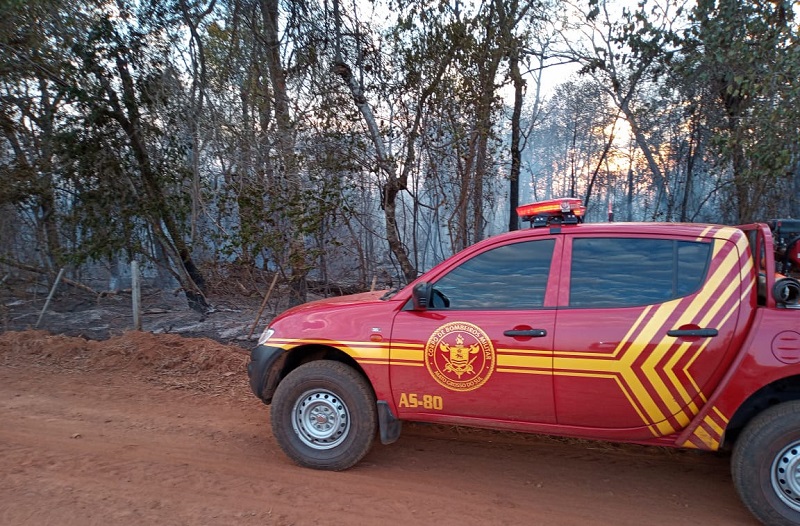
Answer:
516 198 586 220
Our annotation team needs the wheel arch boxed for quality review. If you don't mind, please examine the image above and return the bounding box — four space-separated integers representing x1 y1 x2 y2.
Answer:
278 344 374 396
724 374 800 447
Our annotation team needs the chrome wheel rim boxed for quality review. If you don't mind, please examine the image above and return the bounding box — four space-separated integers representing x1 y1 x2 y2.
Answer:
292 389 350 450
772 441 800 512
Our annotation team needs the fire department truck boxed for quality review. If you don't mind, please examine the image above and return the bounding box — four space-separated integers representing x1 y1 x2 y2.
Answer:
248 198 800 526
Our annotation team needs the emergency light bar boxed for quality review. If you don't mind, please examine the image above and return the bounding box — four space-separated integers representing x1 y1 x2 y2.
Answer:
517 198 586 227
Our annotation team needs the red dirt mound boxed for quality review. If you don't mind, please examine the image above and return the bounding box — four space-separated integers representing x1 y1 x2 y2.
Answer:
0 330 250 395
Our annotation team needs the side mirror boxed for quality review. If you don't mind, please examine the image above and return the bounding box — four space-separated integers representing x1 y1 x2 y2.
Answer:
411 282 431 311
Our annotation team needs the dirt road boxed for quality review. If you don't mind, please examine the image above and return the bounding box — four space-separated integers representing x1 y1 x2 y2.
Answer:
0 331 758 525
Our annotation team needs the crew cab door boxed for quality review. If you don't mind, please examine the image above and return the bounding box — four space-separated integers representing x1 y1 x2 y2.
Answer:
552 232 747 439
389 237 561 424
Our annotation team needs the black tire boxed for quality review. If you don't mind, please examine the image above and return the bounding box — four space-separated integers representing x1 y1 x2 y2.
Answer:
270 361 376 471
732 400 800 526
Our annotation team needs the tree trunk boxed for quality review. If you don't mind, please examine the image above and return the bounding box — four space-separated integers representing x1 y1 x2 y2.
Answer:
454 134 476 251
332 61 417 283
34 77 62 269
793 160 800 218
508 50 523 231
616 98 668 203
679 118 699 222
626 164 634 221
260 0 308 305
331 0 454 282
471 13 501 244
584 113 619 209
98 54 209 312
473 117 489 243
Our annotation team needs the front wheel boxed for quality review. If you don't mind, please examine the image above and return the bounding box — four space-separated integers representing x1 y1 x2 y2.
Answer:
270 361 377 471
732 400 800 525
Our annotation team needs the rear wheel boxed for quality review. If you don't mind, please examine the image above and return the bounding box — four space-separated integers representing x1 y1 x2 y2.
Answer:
270 361 376 471
732 400 800 525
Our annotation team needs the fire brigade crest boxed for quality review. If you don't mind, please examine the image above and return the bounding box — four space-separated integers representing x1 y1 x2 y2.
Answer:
425 322 495 392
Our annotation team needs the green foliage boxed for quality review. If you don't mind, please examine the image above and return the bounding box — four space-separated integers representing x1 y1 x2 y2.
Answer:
4 0 797 292
684 0 800 221
0 0 201 272
576 0 799 223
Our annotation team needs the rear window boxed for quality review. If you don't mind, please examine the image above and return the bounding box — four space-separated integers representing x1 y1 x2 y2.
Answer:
569 237 711 308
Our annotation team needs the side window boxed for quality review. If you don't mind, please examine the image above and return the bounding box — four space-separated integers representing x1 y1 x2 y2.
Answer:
569 237 711 308
432 239 556 310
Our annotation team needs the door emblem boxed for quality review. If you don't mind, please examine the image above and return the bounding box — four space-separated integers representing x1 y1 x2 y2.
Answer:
425 322 495 392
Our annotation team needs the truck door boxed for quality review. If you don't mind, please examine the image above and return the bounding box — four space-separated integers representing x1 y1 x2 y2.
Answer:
389 237 561 424
552 232 748 439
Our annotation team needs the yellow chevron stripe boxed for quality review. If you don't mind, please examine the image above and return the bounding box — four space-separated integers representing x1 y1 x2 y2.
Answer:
496 368 550 375
642 236 743 428
682 286 745 396
497 354 551 369
664 341 694 405
389 342 425 349
271 337 388 348
693 425 719 449
697 226 714 240
552 235 740 434
660 240 739 405
270 338 391 361
713 406 729 424
555 306 653 358
614 300 683 426
358 360 391 366
681 240 751 398
641 338 685 417
554 370 659 436
345 348 390 359
497 347 551 356
704 414 724 436
392 348 424 362
680 407 728 450
674 408 692 429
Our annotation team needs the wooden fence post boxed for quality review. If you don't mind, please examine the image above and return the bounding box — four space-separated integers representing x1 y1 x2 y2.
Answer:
36 268 65 329
248 273 280 339
131 261 141 330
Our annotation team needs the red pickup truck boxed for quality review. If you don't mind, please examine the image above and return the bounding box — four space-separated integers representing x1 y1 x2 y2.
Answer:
248 199 800 526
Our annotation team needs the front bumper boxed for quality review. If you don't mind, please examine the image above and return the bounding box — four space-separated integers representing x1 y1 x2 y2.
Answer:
247 344 287 404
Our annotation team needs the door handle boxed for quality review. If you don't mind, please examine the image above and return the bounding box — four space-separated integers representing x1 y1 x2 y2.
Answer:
667 328 718 337
504 329 547 337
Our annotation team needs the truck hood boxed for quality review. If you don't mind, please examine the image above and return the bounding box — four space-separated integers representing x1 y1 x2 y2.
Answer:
267 290 399 341
277 290 391 316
